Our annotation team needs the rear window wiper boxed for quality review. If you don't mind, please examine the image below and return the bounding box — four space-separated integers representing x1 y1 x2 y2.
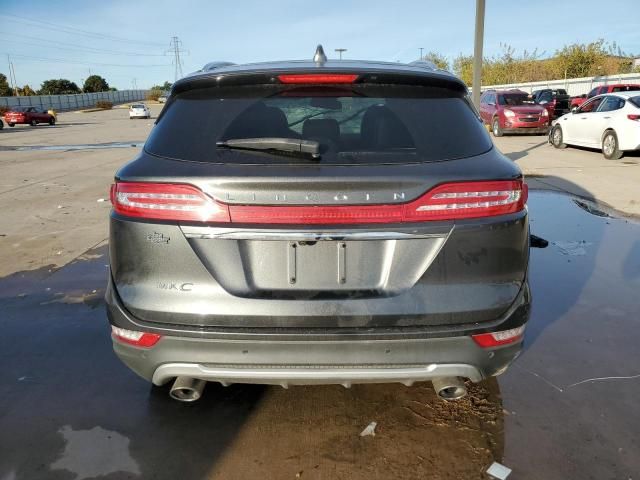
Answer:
216 137 320 159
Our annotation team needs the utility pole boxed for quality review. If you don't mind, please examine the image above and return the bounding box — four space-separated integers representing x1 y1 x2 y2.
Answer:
334 48 347 60
166 36 187 82
472 0 486 108
419 47 424 61
132 78 137 90
7 55 17 95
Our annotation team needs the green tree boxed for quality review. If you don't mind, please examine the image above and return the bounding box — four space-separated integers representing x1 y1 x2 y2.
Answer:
453 54 474 85
17 84 36 96
83 75 109 93
423 51 449 70
151 81 172 91
0 73 13 96
552 39 609 79
39 79 81 95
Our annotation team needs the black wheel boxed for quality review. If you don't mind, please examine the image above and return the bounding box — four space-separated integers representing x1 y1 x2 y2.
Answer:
602 130 623 160
551 125 567 149
0 121 3 130
49 117 55 126
30 119 37 126
492 118 503 137
8 122 15 127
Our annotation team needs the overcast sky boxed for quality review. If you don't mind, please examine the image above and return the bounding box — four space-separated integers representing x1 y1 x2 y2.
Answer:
1 0 639 90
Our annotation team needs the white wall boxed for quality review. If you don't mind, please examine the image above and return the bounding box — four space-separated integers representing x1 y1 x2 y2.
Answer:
0 90 149 112
473 72 640 96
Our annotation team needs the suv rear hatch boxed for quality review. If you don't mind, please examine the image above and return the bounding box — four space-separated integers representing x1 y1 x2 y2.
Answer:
110 70 529 330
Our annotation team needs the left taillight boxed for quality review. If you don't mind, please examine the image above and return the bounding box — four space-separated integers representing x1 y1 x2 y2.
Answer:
111 326 162 348
110 182 230 222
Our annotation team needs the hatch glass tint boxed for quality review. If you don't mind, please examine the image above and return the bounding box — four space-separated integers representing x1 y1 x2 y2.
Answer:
145 85 492 165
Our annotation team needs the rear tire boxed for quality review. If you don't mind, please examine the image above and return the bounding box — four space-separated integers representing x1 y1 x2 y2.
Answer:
49 117 55 126
30 119 37 126
602 130 623 160
8 122 15 127
492 118 503 137
551 126 567 149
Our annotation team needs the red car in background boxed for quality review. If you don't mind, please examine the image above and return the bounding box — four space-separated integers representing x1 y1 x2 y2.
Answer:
479 89 550 136
3 107 56 127
570 84 640 109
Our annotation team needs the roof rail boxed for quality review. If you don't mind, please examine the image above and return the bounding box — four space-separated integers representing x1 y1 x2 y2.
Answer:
201 61 235 71
409 60 438 71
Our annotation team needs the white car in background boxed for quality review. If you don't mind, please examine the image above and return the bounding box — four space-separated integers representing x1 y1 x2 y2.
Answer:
550 92 640 159
129 104 151 119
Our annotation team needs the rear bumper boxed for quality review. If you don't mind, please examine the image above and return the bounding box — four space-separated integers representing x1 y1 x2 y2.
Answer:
114 332 523 387
107 276 530 386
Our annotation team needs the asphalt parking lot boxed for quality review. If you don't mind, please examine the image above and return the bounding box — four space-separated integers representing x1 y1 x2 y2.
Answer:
1 106 639 479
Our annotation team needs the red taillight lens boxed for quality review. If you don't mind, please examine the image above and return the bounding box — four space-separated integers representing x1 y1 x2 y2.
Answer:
111 326 162 348
111 180 526 224
472 325 526 348
404 180 528 221
229 180 526 224
628 114 640 121
111 182 230 222
278 74 359 84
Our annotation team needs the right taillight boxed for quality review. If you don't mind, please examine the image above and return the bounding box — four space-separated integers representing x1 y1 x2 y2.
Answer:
472 325 526 348
110 182 230 222
628 114 640 121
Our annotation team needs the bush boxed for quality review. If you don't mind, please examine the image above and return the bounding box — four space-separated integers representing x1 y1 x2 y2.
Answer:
146 89 164 101
95 100 113 110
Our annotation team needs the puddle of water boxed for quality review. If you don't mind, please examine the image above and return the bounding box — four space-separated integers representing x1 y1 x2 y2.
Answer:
51 425 140 479
0 142 144 152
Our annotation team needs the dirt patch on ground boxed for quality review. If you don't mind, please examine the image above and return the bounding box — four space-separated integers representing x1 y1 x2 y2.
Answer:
207 380 504 479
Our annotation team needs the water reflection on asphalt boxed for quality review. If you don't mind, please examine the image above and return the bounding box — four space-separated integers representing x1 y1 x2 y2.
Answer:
0 190 638 479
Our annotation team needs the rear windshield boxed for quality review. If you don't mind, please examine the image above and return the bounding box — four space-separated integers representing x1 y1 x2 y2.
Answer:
611 85 640 92
131 104 145 108
145 85 492 164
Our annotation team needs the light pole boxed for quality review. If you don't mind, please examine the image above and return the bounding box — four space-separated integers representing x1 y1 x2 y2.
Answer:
472 0 486 108
419 47 424 61
335 48 347 60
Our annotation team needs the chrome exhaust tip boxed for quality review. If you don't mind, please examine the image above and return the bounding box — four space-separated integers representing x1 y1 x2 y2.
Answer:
432 376 468 400
169 377 206 402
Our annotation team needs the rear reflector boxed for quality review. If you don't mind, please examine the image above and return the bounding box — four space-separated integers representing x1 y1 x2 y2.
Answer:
110 182 230 222
472 325 526 348
278 74 359 84
111 326 162 348
112 180 526 224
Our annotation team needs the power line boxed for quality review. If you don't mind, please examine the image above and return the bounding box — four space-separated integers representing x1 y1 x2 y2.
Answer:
166 36 188 81
2 52 171 68
0 13 166 47
0 32 167 56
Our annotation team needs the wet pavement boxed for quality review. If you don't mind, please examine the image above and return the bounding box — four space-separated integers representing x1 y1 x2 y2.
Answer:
0 190 639 480
0 142 145 152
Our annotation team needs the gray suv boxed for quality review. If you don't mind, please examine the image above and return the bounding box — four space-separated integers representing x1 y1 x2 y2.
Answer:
106 47 530 402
